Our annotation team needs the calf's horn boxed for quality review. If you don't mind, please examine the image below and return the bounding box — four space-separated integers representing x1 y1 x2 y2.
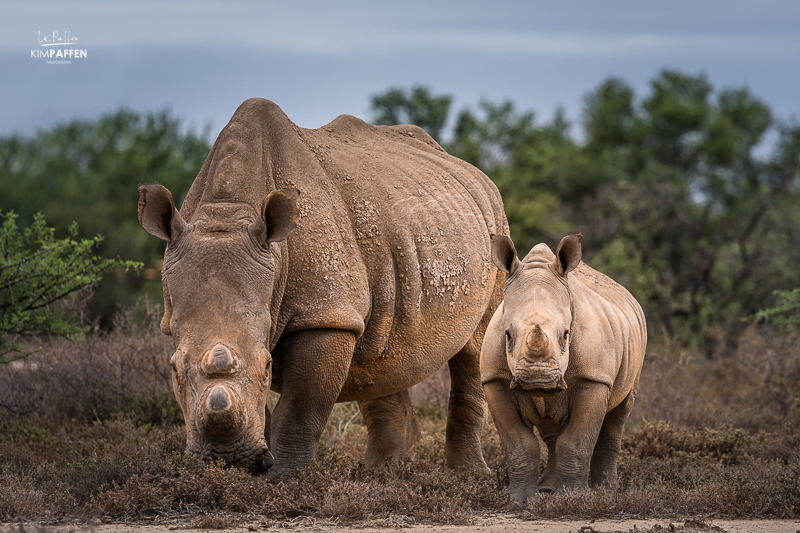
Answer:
526 324 549 355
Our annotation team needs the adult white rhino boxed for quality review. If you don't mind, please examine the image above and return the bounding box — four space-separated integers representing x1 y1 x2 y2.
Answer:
138 98 507 477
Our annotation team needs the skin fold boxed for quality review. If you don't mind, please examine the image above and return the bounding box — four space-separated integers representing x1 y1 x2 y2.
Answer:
481 234 646 502
138 98 508 477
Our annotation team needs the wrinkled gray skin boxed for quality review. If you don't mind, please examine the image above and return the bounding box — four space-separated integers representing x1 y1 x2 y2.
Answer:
138 98 507 477
481 234 646 502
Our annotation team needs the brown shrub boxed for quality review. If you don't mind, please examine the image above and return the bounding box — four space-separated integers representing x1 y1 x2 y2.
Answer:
2 303 800 525
630 325 800 433
0 300 178 426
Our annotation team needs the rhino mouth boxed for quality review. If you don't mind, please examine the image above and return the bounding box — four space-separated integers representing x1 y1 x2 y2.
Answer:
187 436 274 474
510 366 568 396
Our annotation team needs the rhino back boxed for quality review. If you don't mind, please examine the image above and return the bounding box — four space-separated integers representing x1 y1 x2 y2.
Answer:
294 116 507 398
569 263 647 409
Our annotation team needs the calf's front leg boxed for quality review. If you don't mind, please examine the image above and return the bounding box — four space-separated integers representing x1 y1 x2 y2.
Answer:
485 379 541 504
554 380 609 493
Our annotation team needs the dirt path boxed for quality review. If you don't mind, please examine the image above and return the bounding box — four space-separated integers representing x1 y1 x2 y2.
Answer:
6 517 800 533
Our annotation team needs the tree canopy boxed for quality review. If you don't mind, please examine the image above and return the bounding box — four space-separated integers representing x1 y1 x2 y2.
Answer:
0 109 210 325
1 73 797 352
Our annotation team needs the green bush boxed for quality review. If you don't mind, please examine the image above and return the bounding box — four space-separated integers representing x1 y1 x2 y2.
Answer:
0 211 140 362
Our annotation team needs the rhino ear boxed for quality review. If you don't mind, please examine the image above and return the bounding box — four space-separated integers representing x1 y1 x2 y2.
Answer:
251 187 300 245
491 234 520 275
138 183 187 242
554 233 582 276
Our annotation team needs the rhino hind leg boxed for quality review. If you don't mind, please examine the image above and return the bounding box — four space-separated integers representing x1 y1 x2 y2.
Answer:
590 389 636 488
445 342 490 474
358 389 421 467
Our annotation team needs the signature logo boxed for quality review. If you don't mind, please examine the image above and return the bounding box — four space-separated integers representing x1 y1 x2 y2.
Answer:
31 31 87 63
38 31 79 47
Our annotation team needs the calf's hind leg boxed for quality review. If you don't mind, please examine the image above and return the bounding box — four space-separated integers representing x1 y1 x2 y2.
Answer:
590 388 636 488
358 389 421 467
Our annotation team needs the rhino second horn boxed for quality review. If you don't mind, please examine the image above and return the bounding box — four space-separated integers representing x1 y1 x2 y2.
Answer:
526 324 549 355
203 344 235 374
199 385 245 438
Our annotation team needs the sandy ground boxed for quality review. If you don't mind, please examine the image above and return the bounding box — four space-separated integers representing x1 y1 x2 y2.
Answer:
4 516 800 533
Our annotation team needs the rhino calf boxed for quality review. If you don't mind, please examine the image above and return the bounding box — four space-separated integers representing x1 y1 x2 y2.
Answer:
481 234 646 502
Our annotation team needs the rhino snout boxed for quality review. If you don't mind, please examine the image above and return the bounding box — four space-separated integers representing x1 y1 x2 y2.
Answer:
188 437 273 474
511 358 568 395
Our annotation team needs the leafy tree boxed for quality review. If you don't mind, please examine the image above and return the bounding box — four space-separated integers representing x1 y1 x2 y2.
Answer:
0 211 141 362
582 71 800 350
370 85 452 141
0 109 210 325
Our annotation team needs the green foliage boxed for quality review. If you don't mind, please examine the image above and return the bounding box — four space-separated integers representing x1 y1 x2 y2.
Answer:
754 288 800 330
370 85 452 141
0 211 141 362
581 71 800 349
0 109 210 325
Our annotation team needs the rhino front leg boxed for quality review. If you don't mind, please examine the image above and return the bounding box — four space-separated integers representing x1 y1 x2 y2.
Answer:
485 379 540 505
554 381 610 493
590 388 636 488
536 420 561 493
447 343 489 474
358 389 421 467
268 328 355 479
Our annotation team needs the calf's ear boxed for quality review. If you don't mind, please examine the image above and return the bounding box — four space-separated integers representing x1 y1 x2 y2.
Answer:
491 234 520 275
138 184 187 242
554 233 582 276
251 187 300 245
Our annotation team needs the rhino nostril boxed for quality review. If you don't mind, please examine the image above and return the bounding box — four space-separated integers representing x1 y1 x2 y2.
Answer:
208 386 231 412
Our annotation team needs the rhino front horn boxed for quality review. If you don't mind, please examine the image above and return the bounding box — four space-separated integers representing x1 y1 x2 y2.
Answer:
198 385 245 439
526 324 549 355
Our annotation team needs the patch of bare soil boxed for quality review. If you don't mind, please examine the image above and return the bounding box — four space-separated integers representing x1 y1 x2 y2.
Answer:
4 517 800 533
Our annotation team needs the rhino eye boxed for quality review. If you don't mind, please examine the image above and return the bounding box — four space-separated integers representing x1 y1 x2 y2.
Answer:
505 330 514 351
563 329 569 339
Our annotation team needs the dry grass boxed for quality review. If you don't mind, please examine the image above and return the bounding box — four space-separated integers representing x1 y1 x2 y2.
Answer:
0 301 178 426
631 326 800 433
0 304 798 527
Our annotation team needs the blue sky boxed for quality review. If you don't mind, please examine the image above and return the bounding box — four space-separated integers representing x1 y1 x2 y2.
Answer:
3 0 799 140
